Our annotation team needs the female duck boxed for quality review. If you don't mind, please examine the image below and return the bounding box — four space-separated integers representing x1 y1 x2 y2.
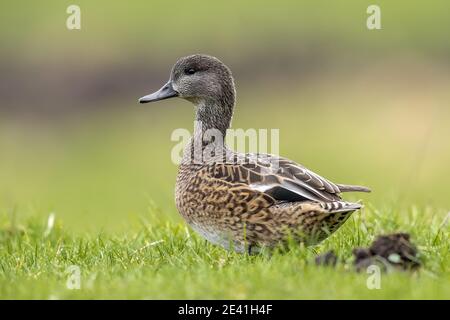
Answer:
139 54 370 253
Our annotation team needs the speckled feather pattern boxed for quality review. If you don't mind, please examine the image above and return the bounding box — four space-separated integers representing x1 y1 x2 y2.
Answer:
176 157 361 252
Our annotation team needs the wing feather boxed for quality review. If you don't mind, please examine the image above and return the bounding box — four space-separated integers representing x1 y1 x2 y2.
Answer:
209 153 343 202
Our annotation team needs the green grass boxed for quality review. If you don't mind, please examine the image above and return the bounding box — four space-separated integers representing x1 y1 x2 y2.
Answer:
0 205 448 299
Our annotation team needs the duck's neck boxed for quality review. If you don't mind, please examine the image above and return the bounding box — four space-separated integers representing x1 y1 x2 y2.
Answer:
194 100 232 139
192 80 235 145
182 96 234 165
181 76 236 165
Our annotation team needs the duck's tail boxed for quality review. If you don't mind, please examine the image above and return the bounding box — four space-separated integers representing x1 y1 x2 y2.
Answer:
337 184 371 193
320 200 362 213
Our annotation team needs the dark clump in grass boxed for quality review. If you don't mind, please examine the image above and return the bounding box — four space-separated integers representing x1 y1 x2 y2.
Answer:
353 233 421 272
314 250 338 267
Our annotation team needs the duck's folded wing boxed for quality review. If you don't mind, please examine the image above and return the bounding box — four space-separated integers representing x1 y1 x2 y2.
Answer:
208 154 342 203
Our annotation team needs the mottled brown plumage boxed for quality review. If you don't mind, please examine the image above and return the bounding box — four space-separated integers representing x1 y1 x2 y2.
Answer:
139 54 370 253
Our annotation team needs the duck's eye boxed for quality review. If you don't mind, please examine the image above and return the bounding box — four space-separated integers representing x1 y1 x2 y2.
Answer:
185 68 196 75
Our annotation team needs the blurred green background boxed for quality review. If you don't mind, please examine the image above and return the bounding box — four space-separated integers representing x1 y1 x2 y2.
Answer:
0 0 449 233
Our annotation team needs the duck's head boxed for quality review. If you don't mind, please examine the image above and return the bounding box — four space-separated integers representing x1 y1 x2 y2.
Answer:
139 54 235 108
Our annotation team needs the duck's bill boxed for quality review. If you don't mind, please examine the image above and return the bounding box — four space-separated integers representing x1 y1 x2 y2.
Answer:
139 81 179 103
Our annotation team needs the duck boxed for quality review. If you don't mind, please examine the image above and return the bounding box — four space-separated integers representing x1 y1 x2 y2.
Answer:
139 54 370 253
